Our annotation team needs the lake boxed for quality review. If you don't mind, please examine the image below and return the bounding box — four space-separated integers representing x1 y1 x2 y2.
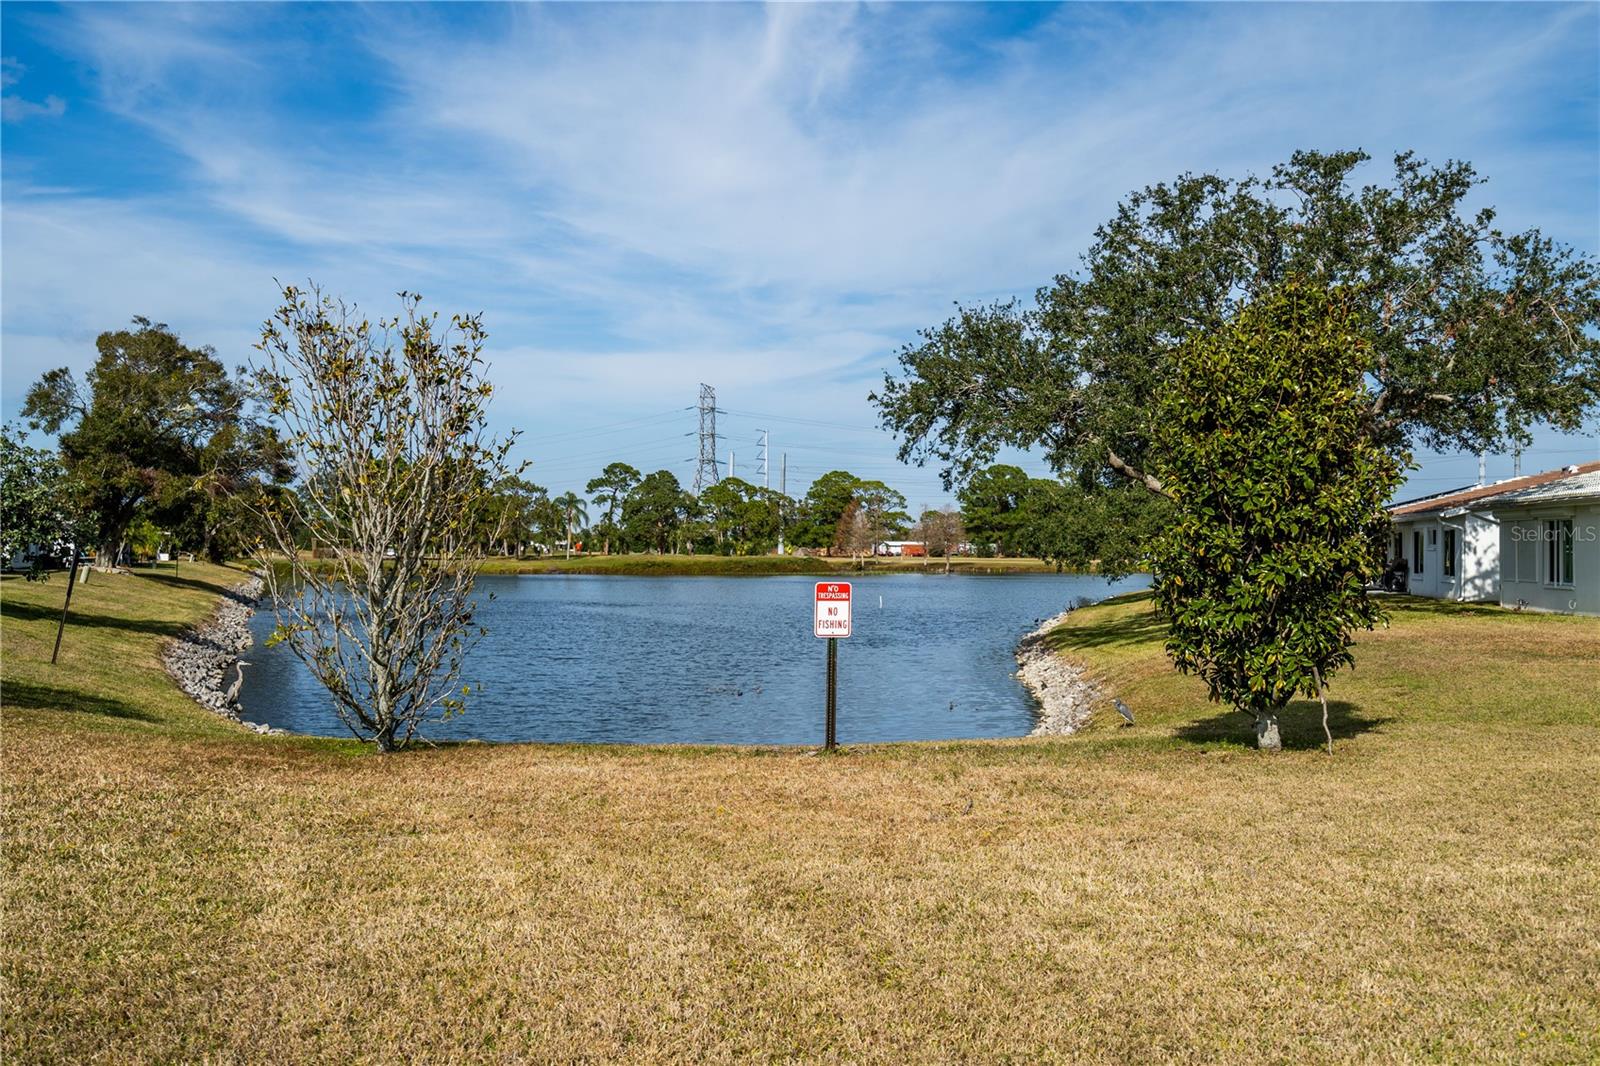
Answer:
239 572 1148 745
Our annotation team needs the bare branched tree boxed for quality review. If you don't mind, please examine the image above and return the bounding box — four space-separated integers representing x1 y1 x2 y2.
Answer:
248 283 521 752
915 506 965 573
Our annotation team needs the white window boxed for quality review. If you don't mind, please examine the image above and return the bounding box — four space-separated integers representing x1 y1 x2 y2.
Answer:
1545 519 1574 587
1443 529 1457 577
1429 528 1437 546
1515 523 1537 583
1412 530 1424 575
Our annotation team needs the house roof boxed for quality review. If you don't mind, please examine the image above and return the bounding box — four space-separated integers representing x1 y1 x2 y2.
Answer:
1389 460 1600 518
1486 468 1600 509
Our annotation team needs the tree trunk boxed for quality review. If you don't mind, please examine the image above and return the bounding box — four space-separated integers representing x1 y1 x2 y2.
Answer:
1313 664 1333 755
95 526 124 570
94 511 135 571
375 719 399 753
1254 710 1282 751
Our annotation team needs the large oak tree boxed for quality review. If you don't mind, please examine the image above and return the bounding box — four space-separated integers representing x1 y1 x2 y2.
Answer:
22 318 271 569
876 151 1600 512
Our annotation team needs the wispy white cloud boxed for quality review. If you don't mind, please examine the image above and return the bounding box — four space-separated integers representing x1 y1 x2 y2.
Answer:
1 55 65 121
1 93 63 121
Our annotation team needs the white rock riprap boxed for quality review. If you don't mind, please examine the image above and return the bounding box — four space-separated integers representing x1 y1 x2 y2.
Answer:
162 574 287 735
1015 607 1101 736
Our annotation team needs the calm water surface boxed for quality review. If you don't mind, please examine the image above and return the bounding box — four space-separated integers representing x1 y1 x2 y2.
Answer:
239 573 1147 745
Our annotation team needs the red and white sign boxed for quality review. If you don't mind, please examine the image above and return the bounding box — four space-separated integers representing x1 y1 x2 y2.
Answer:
814 581 852 638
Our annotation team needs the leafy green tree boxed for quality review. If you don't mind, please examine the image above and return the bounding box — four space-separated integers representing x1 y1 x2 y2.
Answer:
790 470 862 552
699 476 793 554
700 477 749 553
159 417 293 563
790 472 879 550
1011 479 1168 576
251 284 523 752
124 514 167 563
676 491 709 555
481 476 546 556
553 491 589 558
623 470 686 553
0 424 92 576
23 317 258 569
853 480 909 552
532 492 567 555
877 150 1599 523
755 485 797 552
1149 280 1403 752
586 462 640 555
957 464 1031 555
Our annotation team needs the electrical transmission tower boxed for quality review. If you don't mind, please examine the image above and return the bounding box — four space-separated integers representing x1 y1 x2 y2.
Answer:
757 429 770 489
693 383 721 494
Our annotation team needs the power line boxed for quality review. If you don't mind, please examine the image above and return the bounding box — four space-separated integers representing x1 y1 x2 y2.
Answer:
529 432 691 463
720 407 883 434
515 408 689 446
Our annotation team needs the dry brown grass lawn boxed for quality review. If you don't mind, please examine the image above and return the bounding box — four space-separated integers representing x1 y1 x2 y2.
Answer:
3 565 1597 1063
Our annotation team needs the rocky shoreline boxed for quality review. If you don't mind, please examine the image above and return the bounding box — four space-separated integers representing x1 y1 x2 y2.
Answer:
162 574 288 736
1015 605 1101 736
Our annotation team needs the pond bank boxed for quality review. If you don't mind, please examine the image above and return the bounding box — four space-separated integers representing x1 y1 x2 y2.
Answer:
162 573 287 735
1014 606 1101 735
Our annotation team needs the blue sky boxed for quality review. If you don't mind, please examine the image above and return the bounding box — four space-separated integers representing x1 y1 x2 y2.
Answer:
3 2 1597 507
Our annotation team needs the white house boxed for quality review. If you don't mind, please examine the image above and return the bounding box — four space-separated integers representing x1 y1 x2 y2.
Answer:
1489 468 1600 615
1388 461 1600 614
1389 488 1507 603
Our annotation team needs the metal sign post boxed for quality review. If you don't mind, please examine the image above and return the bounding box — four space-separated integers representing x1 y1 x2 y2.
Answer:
51 545 82 666
814 582 852 750
825 638 837 750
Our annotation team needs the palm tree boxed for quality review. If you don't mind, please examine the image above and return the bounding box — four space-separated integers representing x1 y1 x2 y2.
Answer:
553 491 588 559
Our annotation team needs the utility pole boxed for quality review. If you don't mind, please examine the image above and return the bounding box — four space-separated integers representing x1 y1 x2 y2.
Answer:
778 452 787 554
1514 445 1522 478
693 383 721 494
1477 450 1486 487
729 450 735 480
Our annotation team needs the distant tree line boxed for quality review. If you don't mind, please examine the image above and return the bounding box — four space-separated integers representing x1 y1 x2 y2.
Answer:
486 465 917 560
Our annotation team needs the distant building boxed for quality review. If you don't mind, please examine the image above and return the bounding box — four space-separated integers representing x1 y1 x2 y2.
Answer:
1388 461 1600 615
877 541 926 557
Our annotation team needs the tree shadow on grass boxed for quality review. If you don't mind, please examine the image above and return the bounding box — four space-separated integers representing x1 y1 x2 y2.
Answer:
1377 595 1510 619
135 570 257 605
0 598 190 638
1172 699 1393 751
1 677 158 721
1045 608 1166 652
